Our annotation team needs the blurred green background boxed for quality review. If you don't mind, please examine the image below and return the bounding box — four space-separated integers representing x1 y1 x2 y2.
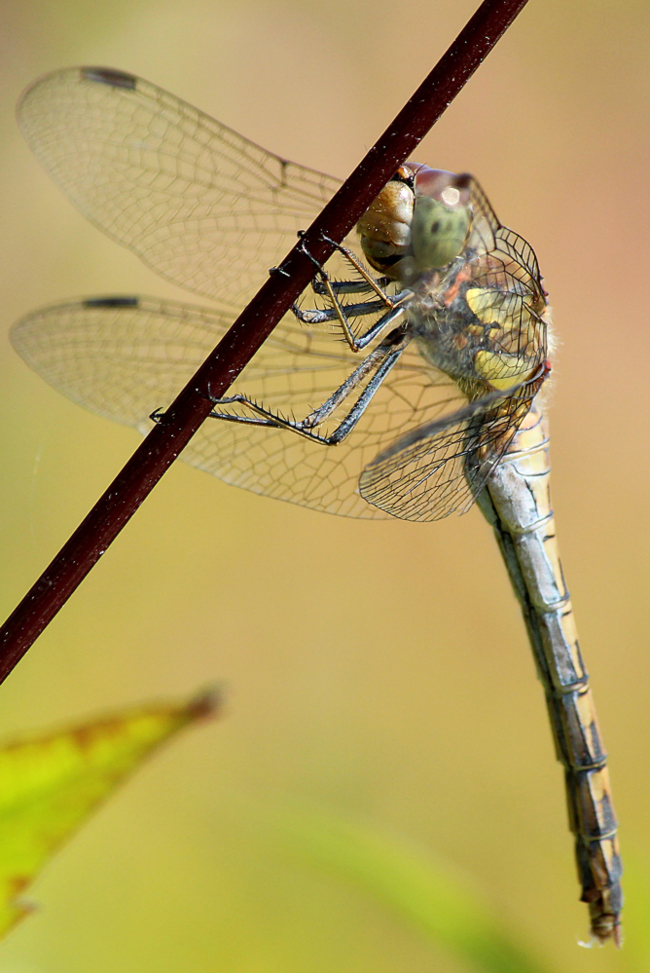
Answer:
1 0 649 970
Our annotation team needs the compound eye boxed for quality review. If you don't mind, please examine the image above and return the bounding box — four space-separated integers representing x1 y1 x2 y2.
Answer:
411 195 471 270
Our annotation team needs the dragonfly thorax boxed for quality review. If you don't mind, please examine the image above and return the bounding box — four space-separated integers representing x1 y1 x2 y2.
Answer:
407 259 488 388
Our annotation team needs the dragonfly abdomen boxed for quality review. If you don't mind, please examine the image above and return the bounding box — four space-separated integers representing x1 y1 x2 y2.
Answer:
478 400 623 946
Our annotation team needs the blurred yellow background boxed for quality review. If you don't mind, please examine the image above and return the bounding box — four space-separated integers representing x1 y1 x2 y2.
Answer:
1 0 649 970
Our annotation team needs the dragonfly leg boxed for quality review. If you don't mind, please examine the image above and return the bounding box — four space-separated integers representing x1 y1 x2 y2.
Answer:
320 233 396 302
292 235 411 351
293 300 408 350
293 297 394 324
209 334 409 446
311 274 392 296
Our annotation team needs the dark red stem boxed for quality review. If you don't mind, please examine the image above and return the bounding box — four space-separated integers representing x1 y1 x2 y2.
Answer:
0 0 532 683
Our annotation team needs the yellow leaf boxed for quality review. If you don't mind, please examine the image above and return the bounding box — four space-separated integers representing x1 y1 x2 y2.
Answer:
0 688 219 938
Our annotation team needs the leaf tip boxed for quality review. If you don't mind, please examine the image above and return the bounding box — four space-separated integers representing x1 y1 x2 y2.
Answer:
183 685 224 723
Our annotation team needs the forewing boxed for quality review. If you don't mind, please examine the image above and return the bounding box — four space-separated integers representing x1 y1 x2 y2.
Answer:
358 381 539 522
12 298 463 519
454 177 547 387
468 177 545 304
18 67 342 310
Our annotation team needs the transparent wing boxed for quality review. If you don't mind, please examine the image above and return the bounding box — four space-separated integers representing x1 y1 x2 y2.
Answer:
444 177 549 383
18 67 343 311
468 177 542 293
358 377 543 522
12 297 466 519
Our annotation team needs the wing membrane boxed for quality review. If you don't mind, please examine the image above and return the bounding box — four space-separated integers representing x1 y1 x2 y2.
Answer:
18 67 342 311
12 297 464 519
467 177 544 305
359 380 540 522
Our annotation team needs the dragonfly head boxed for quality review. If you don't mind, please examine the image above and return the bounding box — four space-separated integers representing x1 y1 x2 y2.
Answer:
357 164 473 282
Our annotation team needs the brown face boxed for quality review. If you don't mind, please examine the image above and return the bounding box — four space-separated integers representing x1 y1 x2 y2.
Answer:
356 165 417 277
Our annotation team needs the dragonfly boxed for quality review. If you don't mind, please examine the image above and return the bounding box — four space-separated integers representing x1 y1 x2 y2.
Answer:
12 66 622 943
